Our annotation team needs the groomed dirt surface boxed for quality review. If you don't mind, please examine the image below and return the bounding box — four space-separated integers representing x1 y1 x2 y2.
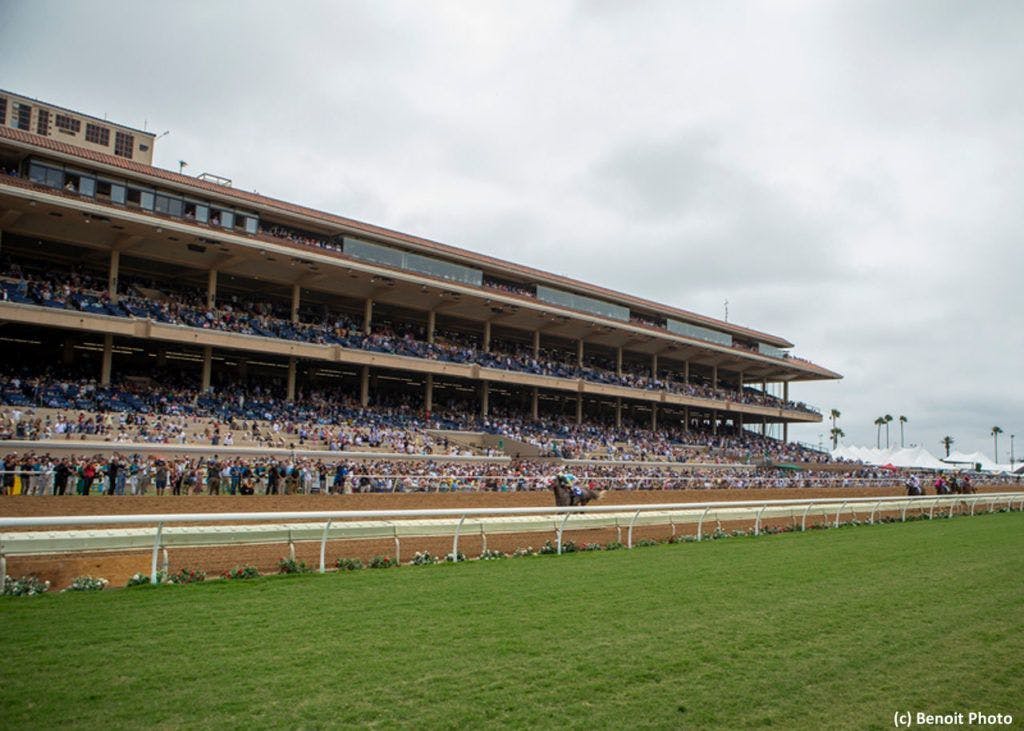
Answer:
3 485 1018 589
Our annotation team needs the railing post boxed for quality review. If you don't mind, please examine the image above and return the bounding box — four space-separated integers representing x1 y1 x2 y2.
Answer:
989 497 997 513
452 514 467 561
901 502 909 522
834 501 848 528
970 497 977 516
395 525 401 564
557 512 573 555
928 499 937 520
627 510 641 548
947 499 955 518
754 506 767 536
319 520 332 573
161 547 169 575
801 503 813 531
0 550 6 590
150 522 163 584
869 500 882 525
480 524 487 555
697 507 711 541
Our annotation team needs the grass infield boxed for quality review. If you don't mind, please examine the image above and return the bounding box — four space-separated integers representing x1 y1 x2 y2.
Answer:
1 513 1021 729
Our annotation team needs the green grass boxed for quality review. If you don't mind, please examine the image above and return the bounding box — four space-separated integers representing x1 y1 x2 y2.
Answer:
2 514 1022 729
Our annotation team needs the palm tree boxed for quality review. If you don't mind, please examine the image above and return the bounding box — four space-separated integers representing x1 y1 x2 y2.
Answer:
884 414 893 449
898 415 908 448
941 435 954 457
991 426 1003 463
830 408 841 431
830 427 845 449
874 417 885 448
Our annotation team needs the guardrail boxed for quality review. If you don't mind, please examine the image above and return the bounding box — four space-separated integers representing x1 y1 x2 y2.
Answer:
1 493 1021 585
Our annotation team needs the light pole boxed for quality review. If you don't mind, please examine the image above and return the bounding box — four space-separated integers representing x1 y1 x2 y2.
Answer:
1012 434 1016 467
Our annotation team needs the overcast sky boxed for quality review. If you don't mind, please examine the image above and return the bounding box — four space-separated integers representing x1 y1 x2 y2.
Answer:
3 1 1021 461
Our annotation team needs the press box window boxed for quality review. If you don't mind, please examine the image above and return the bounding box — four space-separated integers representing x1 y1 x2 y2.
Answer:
85 123 110 146
36 109 50 136
54 114 81 134
114 131 134 159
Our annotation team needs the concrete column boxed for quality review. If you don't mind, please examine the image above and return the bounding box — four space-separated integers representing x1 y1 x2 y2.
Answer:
783 422 789 442
425 374 434 413
291 284 301 323
201 345 212 391
576 339 584 368
100 334 113 386
363 298 373 333
684 360 690 384
206 269 217 308
651 353 658 377
712 411 719 435
532 330 540 359
531 387 539 420
712 366 718 390
684 406 690 433
615 398 622 428
616 347 623 377
483 321 492 353
575 395 583 425
761 416 766 436
286 357 296 401
427 310 436 344
738 372 744 393
651 405 657 431
738 413 744 431
108 250 120 304
783 381 789 404
62 338 75 365
480 381 490 417
360 365 370 407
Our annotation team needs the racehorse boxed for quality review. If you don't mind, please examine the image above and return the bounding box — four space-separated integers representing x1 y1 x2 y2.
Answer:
551 477 604 507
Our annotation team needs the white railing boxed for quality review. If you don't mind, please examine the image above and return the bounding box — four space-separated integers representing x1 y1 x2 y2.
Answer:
1 493 1021 586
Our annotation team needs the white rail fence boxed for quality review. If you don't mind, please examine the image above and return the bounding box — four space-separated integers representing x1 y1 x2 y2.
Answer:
1 493 1021 585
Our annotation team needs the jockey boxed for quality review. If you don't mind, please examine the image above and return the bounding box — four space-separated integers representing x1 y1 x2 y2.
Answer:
559 471 583 498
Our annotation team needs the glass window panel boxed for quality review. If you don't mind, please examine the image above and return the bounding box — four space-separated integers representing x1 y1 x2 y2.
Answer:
28 162 47 185
78 176 96 197
344 238 405 268
666 319 733 346
195 204 209 223
139 190 154 210
167 198 183 218
154 194 171 214
536 285 629 321
244 216 258 234
46 168 64 189
110 184 126 205
219 210 234 229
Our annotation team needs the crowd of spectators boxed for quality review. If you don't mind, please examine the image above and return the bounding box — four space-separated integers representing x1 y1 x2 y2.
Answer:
3 449 988 497
0 259 818 414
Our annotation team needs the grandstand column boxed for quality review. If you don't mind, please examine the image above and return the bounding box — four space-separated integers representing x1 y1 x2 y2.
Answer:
206 269 217 308
616 347 623 377
62 337 75 365
531 387 539 420
480 381 490 417
651 404 657 430
761 416 766 436
533 330 540 358
427 310 436 344
575 394 583 425
291 284 300 323
286 357 296 401
738 372 744 393
738 413 744 431
100 334 113 386
713 410 719 435
201 346 212 391
363 299 373 333
615 398 622 428
651 352 658 377
683 406 690 432
360 365 370 407
577 339 584 368
684 360 689 384
483 321 491 353
108 250 120 304
424 374 434 413
712 366 718 390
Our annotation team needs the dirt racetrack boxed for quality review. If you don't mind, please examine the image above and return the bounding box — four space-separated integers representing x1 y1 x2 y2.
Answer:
2 484 1018 589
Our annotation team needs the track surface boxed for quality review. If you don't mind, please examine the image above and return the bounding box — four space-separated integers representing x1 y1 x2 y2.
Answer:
2 485 1016 588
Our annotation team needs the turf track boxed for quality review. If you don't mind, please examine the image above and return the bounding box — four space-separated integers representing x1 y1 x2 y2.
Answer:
1 511 1021 729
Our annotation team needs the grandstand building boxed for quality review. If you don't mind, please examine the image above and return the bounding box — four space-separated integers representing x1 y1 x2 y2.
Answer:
0 90 839 447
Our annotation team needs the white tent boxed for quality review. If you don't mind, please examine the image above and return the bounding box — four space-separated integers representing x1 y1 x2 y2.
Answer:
942 451 1002 472
831 445 949 470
